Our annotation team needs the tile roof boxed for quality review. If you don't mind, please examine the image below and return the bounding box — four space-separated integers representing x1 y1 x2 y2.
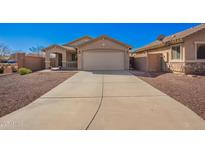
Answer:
43 44 76 51
77 35 132 48
64 36 93 47
135 23 205 52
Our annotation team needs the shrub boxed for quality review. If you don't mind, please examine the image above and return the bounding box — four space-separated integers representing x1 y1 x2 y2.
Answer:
0 67 4 74
18 67 32 75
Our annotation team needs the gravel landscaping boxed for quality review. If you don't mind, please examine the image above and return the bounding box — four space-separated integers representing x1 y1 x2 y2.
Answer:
0 71 76 117
131 71 205 120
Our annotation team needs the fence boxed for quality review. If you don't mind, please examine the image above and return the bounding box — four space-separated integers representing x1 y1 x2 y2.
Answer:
11 53 45 71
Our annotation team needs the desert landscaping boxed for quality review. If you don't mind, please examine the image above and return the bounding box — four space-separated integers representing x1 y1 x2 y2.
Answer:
0 71 76 117
0 24 205 130
131 71 205 120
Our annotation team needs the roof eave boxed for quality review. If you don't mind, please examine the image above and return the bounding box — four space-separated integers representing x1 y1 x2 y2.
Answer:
43 44 76 52
67 36 93 46
134 38 184 53
77 35 132 49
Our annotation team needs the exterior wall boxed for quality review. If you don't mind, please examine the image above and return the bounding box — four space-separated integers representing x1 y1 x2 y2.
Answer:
11 52 25 68
79 39 126 50
134 47 170 72
183 29 205 74
77 50 82 70
133 52 147 71
148 47 169 63
185 62 205 75
44 46 77 69
133 45 186 73
167 62 185 73
147 54 161 72
44 46 68 69
24 56 45 71
184 29 205 61
124 51 129 70
133 29 205 74
78 38 130 70
11 53 45 71
134 57 147 71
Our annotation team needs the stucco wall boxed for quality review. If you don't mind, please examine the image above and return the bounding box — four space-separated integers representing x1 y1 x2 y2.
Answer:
11 53 45 71
45 46 67 68
133 29 205 74
133 46 186 73
133 52 147 71
181 29 205 74
134 57 147 71
24 56 45 71
79 39 127 50
44 46 76 69
147 47 169 62
184 29 205 61
133 47 169 72
147 54 161 72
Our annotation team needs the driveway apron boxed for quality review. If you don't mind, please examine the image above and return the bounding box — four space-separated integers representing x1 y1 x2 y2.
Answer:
0 71 103 129
88 71 205 129
0 71 205 129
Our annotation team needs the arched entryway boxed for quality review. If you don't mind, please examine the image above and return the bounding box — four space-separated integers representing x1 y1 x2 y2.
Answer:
49 52 62 67
43 45 77 69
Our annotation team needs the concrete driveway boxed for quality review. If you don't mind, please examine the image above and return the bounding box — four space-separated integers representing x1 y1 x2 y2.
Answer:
0 71 205 130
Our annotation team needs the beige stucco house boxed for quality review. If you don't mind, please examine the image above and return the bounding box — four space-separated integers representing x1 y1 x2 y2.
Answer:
44 35 131 70
131 24 205 74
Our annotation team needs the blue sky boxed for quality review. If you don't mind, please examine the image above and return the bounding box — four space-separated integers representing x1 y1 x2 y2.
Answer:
0 23 200 52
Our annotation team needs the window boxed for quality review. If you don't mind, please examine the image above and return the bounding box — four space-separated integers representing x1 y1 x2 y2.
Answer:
71 53 77 61
171 45 182 60
197 44 205 59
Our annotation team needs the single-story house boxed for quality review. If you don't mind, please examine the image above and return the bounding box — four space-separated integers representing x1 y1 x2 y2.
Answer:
131 24 205 74
43 35 131 70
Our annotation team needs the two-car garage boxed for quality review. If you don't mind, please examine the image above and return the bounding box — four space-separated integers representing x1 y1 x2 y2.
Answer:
82 50 125 70
78 35 131 71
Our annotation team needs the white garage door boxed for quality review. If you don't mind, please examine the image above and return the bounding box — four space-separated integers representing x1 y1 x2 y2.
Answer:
83 50 125 70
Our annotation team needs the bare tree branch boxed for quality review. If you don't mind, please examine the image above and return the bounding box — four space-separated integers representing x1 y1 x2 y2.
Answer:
29 45 44 55
0 43 10 56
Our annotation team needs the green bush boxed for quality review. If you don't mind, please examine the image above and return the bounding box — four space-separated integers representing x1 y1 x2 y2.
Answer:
0 67 4 74
18 67 32 75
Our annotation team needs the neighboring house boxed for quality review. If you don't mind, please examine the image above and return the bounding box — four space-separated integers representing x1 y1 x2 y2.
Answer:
131 24 205 74
43 35 131 70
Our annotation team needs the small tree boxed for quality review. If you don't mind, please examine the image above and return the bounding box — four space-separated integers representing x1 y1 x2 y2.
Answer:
0 43 10 56
29 45 44 55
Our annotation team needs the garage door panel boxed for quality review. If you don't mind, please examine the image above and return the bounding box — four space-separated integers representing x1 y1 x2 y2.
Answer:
83 51 124 70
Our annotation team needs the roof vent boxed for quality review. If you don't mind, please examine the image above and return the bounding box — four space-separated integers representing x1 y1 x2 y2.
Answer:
157 34 166 41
